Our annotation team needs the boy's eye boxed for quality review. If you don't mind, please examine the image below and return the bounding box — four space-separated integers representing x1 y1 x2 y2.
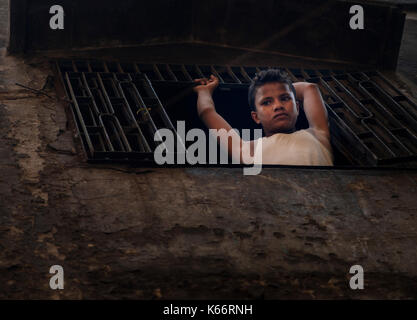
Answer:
261 100 272 106
281 96 291 101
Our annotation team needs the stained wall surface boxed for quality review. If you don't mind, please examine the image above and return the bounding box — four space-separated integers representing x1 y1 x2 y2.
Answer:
1 0 417 299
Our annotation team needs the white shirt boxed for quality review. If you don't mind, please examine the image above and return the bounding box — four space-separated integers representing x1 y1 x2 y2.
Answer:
251 128 333 166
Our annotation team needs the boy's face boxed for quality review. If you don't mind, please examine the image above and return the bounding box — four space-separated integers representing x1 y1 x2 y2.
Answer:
251 82 299 136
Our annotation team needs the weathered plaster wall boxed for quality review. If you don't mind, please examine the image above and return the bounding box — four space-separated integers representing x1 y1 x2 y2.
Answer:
1 0 417 299
1 50 417 299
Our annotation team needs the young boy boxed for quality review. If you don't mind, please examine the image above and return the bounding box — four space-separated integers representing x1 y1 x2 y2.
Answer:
193 69 333 166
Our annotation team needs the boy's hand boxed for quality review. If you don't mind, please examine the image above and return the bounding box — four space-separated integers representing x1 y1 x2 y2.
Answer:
193 75 219 95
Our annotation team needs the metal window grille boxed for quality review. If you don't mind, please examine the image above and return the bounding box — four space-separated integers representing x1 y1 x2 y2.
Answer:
55 60 417 166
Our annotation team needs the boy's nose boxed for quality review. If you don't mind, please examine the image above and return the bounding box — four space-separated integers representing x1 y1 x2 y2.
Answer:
273 103 284 111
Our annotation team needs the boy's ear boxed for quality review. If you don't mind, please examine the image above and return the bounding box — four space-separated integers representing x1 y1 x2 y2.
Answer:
251 111 261 124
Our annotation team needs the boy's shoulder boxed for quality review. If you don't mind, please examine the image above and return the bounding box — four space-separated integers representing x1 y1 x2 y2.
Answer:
304 127 331 151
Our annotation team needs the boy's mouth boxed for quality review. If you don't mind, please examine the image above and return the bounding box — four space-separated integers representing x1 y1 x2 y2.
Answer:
273 112 289 120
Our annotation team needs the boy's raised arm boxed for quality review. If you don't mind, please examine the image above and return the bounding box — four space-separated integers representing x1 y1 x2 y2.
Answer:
193 75 253 163
293 82 330 147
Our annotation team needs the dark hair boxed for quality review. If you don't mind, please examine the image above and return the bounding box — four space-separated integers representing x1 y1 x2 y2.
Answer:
248 68 296 111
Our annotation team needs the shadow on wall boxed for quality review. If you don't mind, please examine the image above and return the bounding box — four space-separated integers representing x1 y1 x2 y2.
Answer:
0 0 9 48
9 0 406 69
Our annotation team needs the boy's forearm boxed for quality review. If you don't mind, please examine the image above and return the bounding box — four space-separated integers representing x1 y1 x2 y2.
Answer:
196 90 245 162
196 90 216 118
196 91 232 132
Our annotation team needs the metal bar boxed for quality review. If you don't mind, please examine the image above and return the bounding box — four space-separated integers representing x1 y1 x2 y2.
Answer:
361 118 411 157
96 73 115 114
179 64 193 82
65 72 95 157
326 103 377 165
329 75 373 119
116 74 153 152
139 73 186 151
99 114 132 152
231 66 252 83
359 80 417 136
165 64 178 81
80 73 101 116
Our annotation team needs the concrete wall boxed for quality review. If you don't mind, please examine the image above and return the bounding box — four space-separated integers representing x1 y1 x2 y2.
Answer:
2 0 417 299
1 51 417 299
